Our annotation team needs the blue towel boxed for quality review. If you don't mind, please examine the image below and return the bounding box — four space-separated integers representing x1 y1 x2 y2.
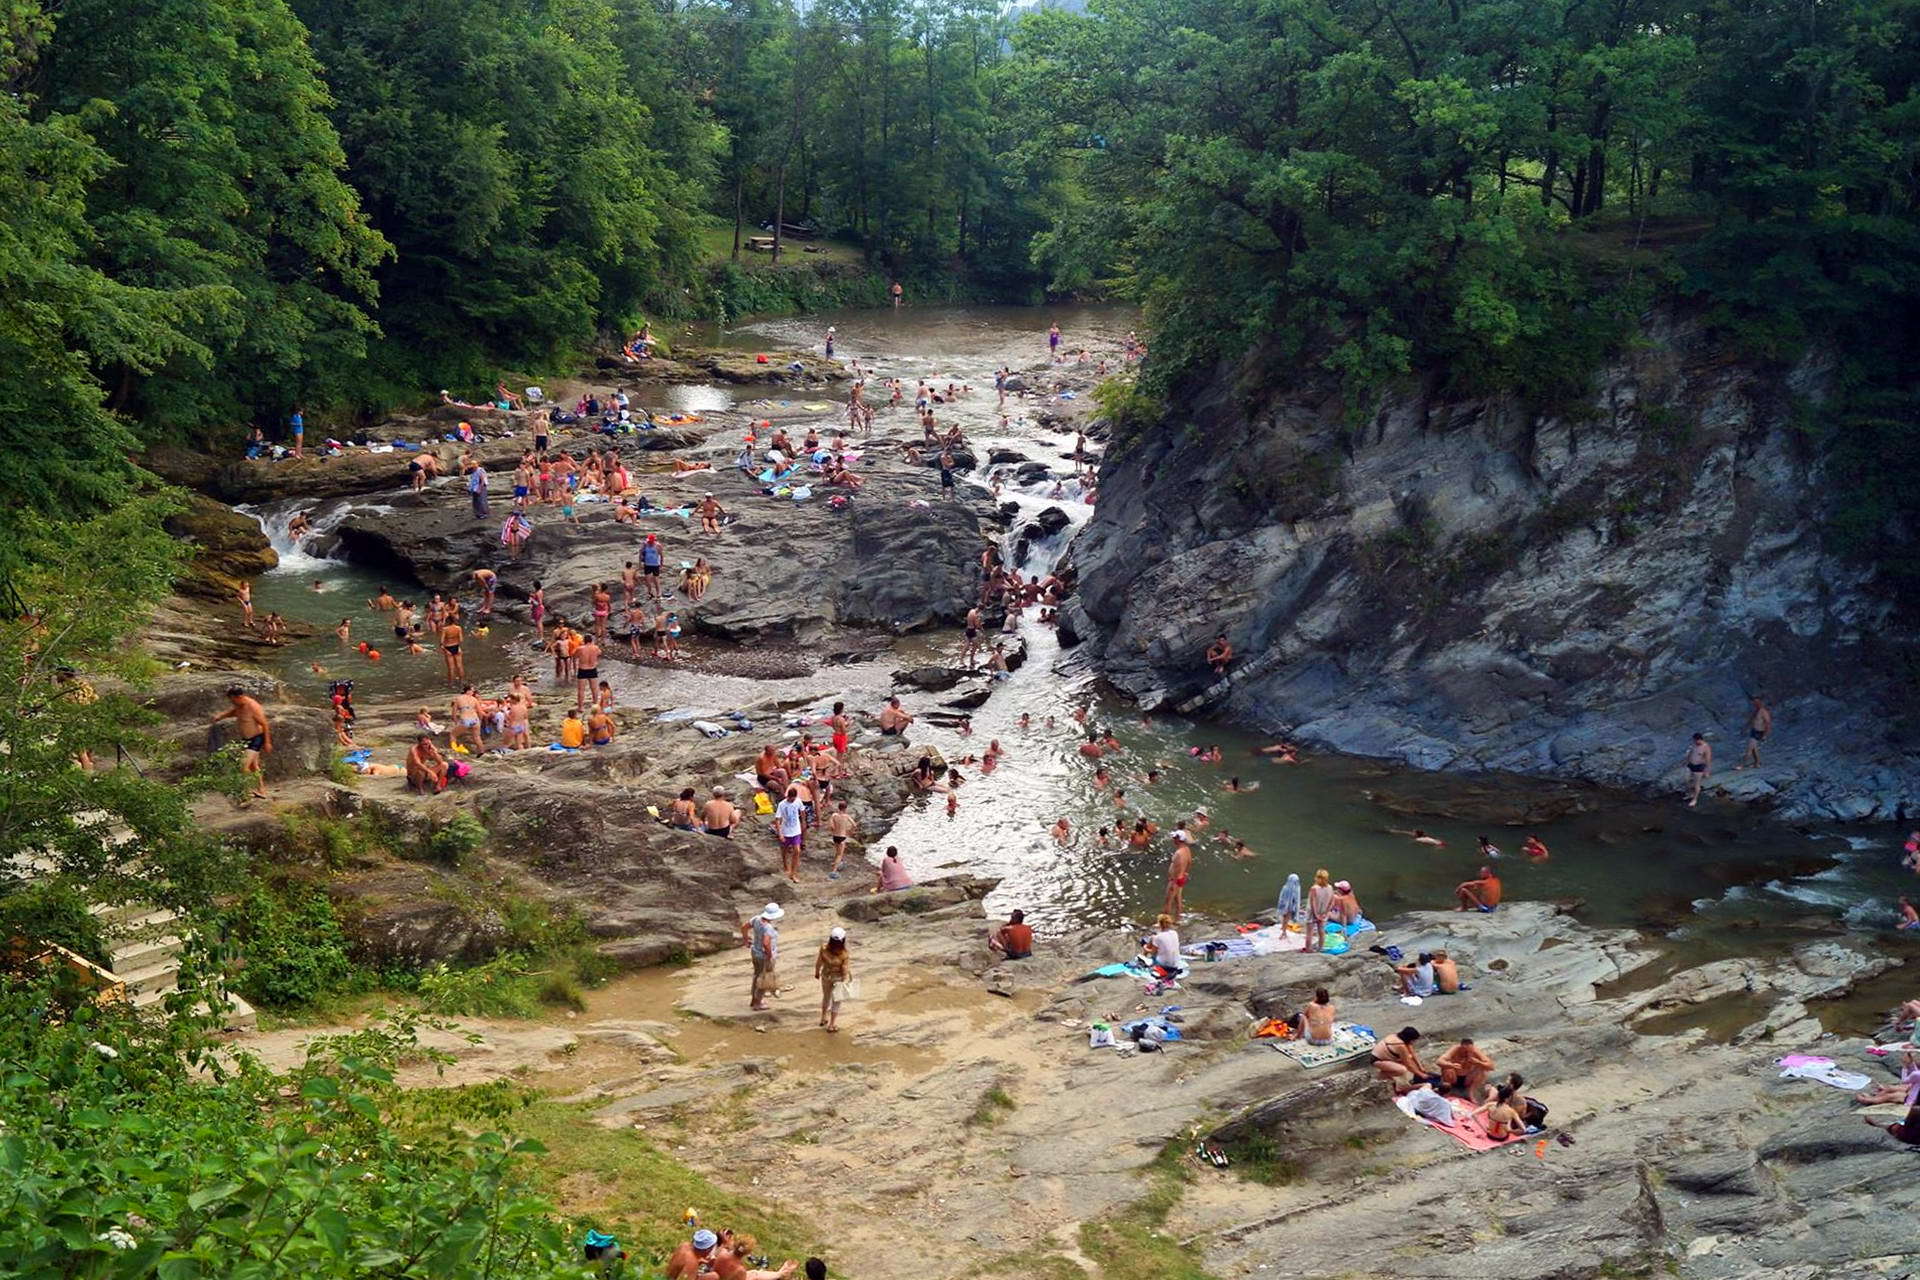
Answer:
340 749 373 764
1349 1024 1375 1039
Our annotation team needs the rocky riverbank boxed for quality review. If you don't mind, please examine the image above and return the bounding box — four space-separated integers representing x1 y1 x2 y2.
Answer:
1063 312 1917 822
131 340 1087 968
233 892 1920 1280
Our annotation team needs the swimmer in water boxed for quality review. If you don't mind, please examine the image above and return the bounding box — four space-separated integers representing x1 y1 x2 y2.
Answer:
1522 836 1550 861
1391 828 1447 847
1222 776 1259 792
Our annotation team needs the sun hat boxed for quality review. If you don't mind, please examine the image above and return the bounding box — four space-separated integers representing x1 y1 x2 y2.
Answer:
692 1230 718 1251
760 903 785 921
1335 880 1351 892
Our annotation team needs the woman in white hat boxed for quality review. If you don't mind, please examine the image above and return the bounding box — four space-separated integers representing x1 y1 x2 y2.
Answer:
741 903 784 1011
814 926 853 1032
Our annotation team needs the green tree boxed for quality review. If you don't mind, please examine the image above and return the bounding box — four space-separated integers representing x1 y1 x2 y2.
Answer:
34 0 391 437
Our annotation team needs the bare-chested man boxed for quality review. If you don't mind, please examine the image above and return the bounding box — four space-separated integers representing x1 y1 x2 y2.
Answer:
573 636 602 713
825 800 856 875
439 618 465 681
1204 633 1232 676
1162 829 1193 922
450 685 484 755
698 493 726 535
962 607 983 669
472 568 497 614
878 696 912 737
368 586 397 613
703 787 738 839
1735 697 1771 770
210 685 272 799
621 561 638 609
1683 732 1712 807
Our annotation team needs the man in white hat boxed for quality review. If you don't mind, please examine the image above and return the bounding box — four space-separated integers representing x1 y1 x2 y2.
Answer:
740 903 784 1011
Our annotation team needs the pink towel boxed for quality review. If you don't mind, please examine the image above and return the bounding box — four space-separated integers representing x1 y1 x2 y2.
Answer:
1394 1094 1526 1151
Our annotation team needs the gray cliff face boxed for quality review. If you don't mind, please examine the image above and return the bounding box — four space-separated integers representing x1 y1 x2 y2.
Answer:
1068 314 1916 820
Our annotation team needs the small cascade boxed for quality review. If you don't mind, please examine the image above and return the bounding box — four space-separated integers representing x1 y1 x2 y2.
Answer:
239 498 388 573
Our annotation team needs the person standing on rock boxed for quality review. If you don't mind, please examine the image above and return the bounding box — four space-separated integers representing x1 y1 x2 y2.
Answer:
1163 830 1194 922
289 406 304 459
814 926 852 1032
891 280 903 308
938 449 957 498
439 617 464 683
1735 697 1772 770
573 634 601 714
962 606 983 669
450 685 484 755
641 534 665 599
471 568 497 615
1682 732 1713 807
741 903 783 1011
1304 868 1335 951
775 786 807 882
1048 323 1061 361
828 701 855 766
467 460 490 519
210 685 272 800
237 581 253 630
621 561 638 610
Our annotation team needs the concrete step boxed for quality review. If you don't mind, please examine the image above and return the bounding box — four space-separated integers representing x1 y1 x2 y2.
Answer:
91 903 182 933
115 956 181 1000
129 987 256 1031
108 933 184 974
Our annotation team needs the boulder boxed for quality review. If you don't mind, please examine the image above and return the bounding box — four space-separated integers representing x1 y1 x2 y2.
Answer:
164 494 277 600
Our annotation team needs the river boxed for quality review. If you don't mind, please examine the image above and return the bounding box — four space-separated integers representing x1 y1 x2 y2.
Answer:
238 302 1914 1029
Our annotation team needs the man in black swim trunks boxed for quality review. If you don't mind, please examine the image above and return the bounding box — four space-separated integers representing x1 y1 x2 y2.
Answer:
1682 732 1712 808
210 684 272 799
1736 696 1772 770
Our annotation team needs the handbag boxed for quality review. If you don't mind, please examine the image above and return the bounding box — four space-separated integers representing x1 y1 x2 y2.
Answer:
839 976 862 1002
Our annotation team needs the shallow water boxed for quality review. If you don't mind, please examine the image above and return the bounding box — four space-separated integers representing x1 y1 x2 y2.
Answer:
250 303 1918 973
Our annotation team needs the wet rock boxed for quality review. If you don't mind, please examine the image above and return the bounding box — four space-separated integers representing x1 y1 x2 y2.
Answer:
1068 312 1920 821
836 876 996 923
987 448 1029 464
165 494 278 600
896 666 967 692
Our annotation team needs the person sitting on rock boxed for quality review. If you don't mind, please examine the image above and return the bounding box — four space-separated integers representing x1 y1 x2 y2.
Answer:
1204 633 1233 676
988 910 1033 960
1431 948 1461 993
1395 951 1439 997
1371 1027 1437 1094
1455 866 1502 912
1437 1038 1496 1101
406 735 447 793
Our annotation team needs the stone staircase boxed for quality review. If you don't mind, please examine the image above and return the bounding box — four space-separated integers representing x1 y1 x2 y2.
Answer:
91 901 256 1030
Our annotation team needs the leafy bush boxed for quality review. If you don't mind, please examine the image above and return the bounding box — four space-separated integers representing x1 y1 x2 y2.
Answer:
222 886 354 1009
0 989 580 1278
0 880 111 968
423 813 489 866
418 953 542 1019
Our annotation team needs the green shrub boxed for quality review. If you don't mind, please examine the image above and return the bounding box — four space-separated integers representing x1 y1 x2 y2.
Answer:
418 953 542 1019
0 880 111 968
0 990 577 1278
423 813 489 865
222 887 354 1009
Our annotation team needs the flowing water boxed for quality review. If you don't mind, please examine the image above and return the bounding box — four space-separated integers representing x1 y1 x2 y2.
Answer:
242 303 1918 983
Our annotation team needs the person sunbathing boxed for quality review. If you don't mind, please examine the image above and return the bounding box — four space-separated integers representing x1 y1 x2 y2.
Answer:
672 458 713 473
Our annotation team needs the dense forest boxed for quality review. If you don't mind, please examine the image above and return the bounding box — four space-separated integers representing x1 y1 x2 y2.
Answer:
1 0 1918 1272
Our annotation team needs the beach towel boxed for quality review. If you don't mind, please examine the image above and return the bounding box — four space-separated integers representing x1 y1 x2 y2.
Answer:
691 720 730 739
1325 917 1378 936
545 744 580 753
1121 1017 1182 1043
340 749 373 764
1778 1063 1872 1091
1274 1022 1376 1069
1182 923 1305 960
1393 1093 1526 1151
1082 961 1160 982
